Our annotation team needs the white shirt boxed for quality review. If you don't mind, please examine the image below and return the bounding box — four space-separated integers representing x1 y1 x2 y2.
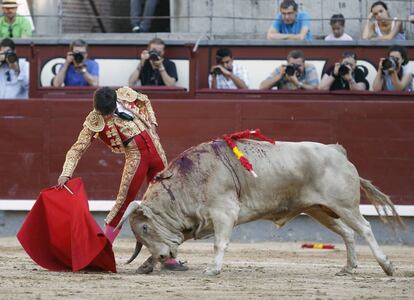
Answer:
208 63 250 89
0 59 29 99
324 33 353 41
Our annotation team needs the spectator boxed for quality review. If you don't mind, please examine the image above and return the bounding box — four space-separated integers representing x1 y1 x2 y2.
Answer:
319 52 369 91
0 38 29 99
128 37 177 87
324 14 353 41
409 12 414 23
362 1 405 40
208 48 249 89
0 0 32 38
52 39 99 87
267 0 312 41
260 50 319 90
130 0 159 33
373 45 412 92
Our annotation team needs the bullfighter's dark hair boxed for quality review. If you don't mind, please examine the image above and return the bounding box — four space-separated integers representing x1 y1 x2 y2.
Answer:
93 87 117 116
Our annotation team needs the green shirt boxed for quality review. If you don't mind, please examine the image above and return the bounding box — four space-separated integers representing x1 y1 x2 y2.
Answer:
0 15 32 38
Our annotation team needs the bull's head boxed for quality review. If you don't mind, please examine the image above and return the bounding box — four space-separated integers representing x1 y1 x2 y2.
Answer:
129 204 180 262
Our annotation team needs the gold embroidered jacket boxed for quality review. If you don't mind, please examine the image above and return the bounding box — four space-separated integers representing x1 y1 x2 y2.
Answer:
60 88 167 178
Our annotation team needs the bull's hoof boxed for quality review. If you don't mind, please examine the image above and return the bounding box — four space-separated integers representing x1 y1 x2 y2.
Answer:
335 267 355 276
203 267 220 276
137 264 154 274
382 260 395 276
136 256 155 274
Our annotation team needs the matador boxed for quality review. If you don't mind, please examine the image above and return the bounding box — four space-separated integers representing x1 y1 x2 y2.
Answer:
57 86 187 271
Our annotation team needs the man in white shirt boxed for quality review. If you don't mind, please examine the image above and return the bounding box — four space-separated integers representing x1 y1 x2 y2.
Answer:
0 38 29 99
209 48 249 89
325 14 353 41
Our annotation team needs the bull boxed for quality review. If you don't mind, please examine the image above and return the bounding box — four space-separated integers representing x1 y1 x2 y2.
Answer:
116 139 404 276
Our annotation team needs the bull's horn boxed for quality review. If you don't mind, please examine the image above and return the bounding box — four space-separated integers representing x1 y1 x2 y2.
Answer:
114 201 141 231
125 241 143 264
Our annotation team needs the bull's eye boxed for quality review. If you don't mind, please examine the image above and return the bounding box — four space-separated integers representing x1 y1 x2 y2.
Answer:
142 224 148 234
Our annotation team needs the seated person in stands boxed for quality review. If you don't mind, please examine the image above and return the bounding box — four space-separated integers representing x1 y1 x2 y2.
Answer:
266 0 312 41
0 38 29 99
409 12 414 23
319 52 369 91
128 38 177 86
373 45 412 92
324 14 353 41
52 39 99 87
362 1 405 40
260 50 319 90
208 48 249 89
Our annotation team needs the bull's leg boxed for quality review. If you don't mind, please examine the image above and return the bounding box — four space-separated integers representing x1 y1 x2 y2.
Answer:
204 209 238 276
306 210 358 275
335 208 394 276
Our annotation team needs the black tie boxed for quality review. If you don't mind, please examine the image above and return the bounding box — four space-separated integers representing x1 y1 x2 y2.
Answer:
8 26 13 38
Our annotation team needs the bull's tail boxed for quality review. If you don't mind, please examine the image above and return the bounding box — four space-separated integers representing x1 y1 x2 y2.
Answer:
114 201 140 231
360 177 405 229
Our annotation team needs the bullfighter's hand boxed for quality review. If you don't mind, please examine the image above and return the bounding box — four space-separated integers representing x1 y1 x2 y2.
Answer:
57 176 70 188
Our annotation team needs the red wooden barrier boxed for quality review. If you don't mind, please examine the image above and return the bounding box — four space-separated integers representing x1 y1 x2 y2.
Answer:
1 93 413 204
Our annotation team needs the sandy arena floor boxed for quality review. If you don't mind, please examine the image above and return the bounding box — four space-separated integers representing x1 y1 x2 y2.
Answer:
0 237 413 300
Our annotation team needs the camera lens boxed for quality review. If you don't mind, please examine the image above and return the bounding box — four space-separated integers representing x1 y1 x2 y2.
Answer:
338 64 349 76
149 50 160 61
73 52 84 64
285 65 295 76
213 67 222 75
6 52 18 64
382 58 396 70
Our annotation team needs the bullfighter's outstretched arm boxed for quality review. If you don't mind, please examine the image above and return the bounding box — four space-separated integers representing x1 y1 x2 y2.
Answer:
60 126 94 178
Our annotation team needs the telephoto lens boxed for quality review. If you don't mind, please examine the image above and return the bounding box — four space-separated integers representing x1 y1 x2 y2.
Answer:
73 52 84 64
285 65 296 76
381 57 397 70
149 50 161 61
338 64 350 76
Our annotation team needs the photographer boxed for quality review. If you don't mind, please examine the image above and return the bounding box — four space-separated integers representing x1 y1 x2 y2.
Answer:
0 38 29 99
373 45 412 91
128 38 177 87
260 50 319 90
52 39 99 87
319 52 369 91
208 48 249 89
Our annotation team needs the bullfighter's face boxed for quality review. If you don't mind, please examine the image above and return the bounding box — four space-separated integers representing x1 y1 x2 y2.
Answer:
130 209 178 262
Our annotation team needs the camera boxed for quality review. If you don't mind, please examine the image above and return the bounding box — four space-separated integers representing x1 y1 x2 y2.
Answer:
212 67 222 76
382 57 398 70
4 50 18 64
338 64 350 76
148 50 161 61
72 52 84 64
285 64 300 76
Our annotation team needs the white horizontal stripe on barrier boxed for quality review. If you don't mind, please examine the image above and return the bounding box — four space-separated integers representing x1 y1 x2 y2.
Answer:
0 200 413 216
